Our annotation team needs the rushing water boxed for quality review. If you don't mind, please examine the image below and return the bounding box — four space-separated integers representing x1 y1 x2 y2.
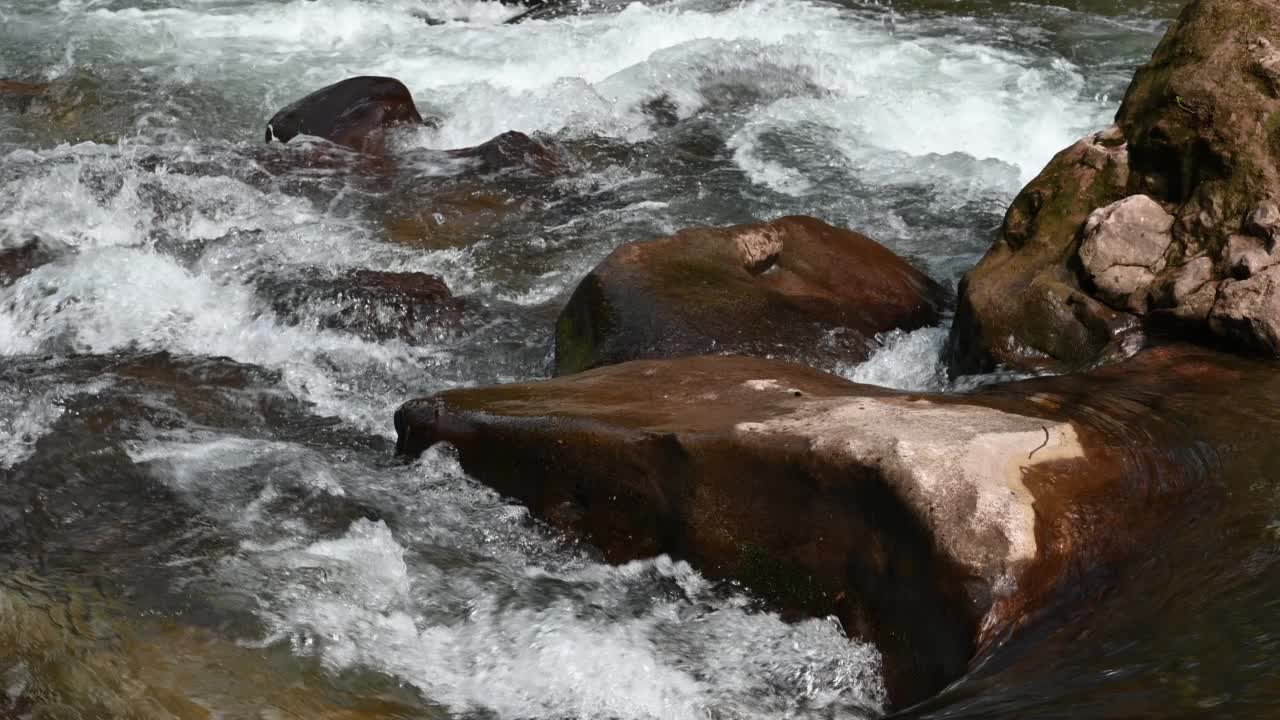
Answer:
0 0 1215 717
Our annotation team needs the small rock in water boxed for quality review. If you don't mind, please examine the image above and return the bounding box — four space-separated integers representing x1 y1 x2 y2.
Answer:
447 130 566 176
264 76 423 153
0 240 55 286
258 269 468 342
385 188 520 250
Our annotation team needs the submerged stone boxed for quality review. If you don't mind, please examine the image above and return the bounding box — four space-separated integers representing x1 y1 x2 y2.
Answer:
0 240 56 286
257 269 468 342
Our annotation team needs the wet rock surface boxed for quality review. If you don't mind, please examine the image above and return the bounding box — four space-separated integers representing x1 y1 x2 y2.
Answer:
945 127 1134 375
395 346 1231 707
446 130 566 176
265 76 424 153
257 269 469 342
0 240 56 286
555 215 949 375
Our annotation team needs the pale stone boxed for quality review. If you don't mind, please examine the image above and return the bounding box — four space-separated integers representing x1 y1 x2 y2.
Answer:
1244 199 1280 247
736 394 1084 589
1078 195 1174 310
1225 233 1280 278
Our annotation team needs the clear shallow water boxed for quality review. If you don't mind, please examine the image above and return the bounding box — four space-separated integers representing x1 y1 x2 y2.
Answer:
0 0 1175 716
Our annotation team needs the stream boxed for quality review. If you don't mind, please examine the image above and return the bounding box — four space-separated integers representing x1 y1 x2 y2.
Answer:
8 0 1274 718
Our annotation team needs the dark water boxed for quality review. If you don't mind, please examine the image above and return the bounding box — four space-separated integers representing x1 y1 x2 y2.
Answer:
6 0 1273 718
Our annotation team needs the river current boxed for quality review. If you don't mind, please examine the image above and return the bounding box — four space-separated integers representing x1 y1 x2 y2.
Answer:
0 0 1206 717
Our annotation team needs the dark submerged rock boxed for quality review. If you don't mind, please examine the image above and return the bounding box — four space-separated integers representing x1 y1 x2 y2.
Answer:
257 269 467 342
384 189 521 250
446 130 566 176
555 215 948 375
0 79 47 113
394 346 1228 707
265 76 423 153
0 240 56 286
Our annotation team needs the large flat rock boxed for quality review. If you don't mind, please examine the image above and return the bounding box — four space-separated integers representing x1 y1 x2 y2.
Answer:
394 348 1232 707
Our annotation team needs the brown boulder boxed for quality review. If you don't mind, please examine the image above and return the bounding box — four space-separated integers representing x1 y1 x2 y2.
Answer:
394 346 1227 707
265 76 423 153
948 0 1280 373
555 215 948 375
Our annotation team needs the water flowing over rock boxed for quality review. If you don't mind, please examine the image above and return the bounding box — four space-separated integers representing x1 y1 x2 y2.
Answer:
0 79 46 113
446 130 566 176
265 76 423 153
0 240 55 287
947 0 1280 374
0 573 423 719
555 215 948 375
256 270 468 342
394 346 1224 707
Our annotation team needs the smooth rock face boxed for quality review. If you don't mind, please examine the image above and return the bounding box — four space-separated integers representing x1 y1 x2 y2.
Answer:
265 76 423 153
948 0 1280 372
394 349 1210 706
555 215 948 375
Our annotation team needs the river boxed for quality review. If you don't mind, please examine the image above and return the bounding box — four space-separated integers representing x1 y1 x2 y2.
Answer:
7 0 1269 718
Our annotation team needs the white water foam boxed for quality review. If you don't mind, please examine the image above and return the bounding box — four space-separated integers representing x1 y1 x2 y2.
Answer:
150 444 890 719
60 0 1109 178
0 151 477 433
130 434 888 717
841 326 951 392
